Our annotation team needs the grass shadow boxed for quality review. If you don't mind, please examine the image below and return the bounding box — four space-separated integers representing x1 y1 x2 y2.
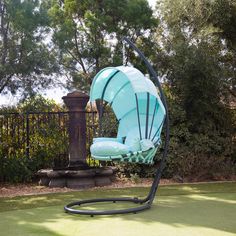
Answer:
0 182 236 236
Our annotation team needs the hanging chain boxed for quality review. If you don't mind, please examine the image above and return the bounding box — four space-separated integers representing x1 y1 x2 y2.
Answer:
122 40 126 66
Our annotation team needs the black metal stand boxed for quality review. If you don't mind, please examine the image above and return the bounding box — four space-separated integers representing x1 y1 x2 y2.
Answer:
64 37 170 216
64 197 150 216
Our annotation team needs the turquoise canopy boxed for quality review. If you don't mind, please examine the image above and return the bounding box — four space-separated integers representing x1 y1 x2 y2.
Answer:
90 66 166 143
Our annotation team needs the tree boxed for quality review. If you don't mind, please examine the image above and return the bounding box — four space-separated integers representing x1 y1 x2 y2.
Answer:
156 0 236 102
155 0 236 124
48 0 158 91
148 0 236 179
0 0 58 98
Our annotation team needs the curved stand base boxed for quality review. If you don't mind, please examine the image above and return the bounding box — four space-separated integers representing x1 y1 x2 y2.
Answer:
64 197 151 216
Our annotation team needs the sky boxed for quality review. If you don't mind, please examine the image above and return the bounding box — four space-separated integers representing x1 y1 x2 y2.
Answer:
0 0 157 107
148 0 156 8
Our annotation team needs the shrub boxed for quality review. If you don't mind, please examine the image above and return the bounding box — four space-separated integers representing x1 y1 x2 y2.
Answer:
0 96 67 183
115 91 236 181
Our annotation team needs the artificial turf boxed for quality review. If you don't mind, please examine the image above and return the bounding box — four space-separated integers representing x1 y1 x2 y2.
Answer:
0 182 235 236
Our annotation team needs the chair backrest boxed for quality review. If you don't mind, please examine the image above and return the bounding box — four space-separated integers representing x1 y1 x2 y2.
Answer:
117 99 165 148
89 66 166 147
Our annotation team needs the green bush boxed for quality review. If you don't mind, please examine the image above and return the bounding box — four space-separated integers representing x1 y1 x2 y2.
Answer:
115 90 235 181
0 96 68 183
0 94 235 183
162 95 235 180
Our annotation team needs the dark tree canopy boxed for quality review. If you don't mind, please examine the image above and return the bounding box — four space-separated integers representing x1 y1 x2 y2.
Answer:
149 0 236 178
48 0 158 91
156 0 236 101
0 0 58 98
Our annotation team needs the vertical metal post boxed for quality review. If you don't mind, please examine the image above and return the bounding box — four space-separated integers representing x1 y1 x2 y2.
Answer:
26 113 30 158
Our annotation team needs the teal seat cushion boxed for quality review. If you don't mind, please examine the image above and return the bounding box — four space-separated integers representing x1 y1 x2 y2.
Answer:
93 137 123 143
90 141 130 156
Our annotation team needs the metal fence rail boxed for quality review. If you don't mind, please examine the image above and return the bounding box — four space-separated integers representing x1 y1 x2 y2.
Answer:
0 111 98 171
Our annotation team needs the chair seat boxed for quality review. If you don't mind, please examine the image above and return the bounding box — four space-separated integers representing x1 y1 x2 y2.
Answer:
90 139 157 165
90 141 130 157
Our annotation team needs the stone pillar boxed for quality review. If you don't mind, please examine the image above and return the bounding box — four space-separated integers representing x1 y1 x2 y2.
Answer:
37 90 116 189
62 91 89 169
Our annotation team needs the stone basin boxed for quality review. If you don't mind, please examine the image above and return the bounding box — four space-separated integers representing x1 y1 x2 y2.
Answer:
37 166 116 189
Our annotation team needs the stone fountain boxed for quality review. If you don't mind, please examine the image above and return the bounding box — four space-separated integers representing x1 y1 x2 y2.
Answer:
37 91 115 189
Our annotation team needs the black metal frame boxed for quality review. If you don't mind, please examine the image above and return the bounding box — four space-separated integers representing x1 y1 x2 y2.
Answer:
64 37 170 216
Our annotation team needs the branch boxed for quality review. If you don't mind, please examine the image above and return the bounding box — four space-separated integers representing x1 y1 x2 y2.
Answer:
226 86 236 98
78 17 91 40
65 49 81 63
63 49 89 76
74 29 87 74
87 62 96 71
61 61 81 73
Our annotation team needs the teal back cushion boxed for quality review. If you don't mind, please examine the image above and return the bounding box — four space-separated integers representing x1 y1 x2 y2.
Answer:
124 127 141 152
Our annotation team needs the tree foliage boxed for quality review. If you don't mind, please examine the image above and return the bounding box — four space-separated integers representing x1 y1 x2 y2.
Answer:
0 0 58 98
150 0 236 179
48 0 158 91
0 0 235 182
156 0 236 102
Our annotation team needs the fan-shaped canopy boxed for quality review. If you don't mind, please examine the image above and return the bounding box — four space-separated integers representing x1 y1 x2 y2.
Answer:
90 66 166 142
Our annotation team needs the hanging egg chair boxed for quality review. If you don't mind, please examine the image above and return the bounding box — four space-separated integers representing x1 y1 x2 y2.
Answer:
90 66 165 165
64 37 170 216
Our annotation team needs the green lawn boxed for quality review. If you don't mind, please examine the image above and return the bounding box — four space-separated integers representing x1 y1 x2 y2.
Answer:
0 182 236 236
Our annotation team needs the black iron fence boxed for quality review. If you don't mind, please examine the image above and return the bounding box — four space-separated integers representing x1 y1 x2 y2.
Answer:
0 111 98 170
